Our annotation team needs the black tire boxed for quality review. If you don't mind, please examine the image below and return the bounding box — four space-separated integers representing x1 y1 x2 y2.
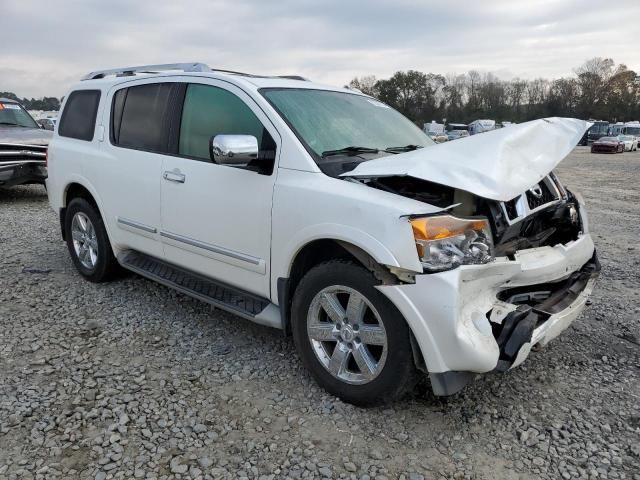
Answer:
65 197 119 282
291 260 416 406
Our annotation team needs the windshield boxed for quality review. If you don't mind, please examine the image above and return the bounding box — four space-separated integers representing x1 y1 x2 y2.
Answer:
624 127 640 136
619 135 633 141
599 137 618 142
0 102 39 128
590 123 608 134
261 88 434 160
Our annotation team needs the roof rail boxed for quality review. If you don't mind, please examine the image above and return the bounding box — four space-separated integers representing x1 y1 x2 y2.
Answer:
277 75 309 81
81 63 211 81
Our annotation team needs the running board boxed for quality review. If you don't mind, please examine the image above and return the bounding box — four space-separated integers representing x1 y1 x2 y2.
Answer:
119 251 282 329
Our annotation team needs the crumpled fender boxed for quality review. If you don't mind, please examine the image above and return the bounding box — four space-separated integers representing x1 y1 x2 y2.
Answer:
341 117 591 202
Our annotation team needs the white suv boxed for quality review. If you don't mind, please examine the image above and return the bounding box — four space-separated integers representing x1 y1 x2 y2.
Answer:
47 63 599 405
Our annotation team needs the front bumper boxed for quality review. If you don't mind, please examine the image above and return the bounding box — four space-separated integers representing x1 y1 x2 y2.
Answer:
591 145 617 153
377 232 598 396
0 162 47 187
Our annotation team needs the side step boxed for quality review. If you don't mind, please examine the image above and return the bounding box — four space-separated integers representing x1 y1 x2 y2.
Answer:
119 251 282 329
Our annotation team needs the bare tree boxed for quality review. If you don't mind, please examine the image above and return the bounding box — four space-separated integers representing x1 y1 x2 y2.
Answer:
347 58 639 124
348 75 379 97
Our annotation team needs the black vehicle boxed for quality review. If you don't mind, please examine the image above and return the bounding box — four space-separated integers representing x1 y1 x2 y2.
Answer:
0 98 51 187
583 121 609 145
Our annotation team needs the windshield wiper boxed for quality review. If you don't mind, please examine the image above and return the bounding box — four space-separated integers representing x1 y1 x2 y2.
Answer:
321 146 379 158
383 144 424 153
0 122 20 127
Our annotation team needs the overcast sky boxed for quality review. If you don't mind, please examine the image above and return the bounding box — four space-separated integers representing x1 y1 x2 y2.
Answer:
2 0 639 98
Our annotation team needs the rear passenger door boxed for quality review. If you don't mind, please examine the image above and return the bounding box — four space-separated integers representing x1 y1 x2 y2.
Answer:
96 81 178 258
160 81 279 299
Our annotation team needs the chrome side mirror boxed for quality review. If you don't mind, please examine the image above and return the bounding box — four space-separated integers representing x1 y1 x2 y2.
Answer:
210 134 259 165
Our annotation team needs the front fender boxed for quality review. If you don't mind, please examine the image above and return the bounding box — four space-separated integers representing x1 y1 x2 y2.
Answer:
273 223 405 284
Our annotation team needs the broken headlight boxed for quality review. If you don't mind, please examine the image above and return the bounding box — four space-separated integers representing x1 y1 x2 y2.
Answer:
410 215 493 272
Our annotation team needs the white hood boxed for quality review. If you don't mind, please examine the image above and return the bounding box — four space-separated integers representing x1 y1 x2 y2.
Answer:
341 117 590 202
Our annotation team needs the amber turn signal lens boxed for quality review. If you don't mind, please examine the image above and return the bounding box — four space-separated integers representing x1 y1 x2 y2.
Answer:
410 216 489 241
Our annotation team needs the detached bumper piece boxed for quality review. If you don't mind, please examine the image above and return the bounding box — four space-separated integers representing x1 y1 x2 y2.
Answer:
0 162 47 187
492 253 600 372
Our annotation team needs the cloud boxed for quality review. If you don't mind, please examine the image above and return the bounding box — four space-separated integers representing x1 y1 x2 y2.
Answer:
1 0 638 97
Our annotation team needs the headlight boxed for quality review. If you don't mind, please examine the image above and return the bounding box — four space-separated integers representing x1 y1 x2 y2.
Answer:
410 215 493 272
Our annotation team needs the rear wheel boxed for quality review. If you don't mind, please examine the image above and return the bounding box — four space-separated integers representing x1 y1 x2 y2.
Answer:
291 260 416 406
65 198 119 282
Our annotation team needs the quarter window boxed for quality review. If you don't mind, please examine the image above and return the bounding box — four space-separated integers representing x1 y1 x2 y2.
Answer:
58 90 101 141
178 84 271 163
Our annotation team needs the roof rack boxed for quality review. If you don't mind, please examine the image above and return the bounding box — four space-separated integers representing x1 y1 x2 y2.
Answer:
81 63 211 80
81 63 312 83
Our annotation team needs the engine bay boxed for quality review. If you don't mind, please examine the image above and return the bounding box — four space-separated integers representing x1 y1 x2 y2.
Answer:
360 174 583 257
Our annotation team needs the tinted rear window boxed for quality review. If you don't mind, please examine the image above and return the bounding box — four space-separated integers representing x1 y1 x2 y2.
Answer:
58 90 101 141
113 83 173 152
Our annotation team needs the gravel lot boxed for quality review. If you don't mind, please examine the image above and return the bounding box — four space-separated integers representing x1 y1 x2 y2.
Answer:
1 146 638 480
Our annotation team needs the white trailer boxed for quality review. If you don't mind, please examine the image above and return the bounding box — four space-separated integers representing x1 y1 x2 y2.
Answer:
469 119 496 135
424 120 445 134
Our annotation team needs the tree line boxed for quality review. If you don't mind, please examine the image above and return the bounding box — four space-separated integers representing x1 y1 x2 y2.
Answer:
349 58 640 126
0 92 61 111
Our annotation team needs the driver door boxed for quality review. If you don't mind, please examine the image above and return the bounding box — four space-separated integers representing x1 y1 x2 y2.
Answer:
160 81 279 299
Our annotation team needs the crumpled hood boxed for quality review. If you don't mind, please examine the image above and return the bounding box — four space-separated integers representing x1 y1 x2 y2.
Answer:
341 117 590 202
0 126 52 146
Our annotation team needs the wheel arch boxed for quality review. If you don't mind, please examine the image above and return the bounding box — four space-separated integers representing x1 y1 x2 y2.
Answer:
279 239 388 332
60 181 105 241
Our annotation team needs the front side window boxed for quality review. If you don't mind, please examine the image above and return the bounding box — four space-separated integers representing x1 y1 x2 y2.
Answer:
112 83 174 152
178 84 268 161
261 88 433 164
58 90 101 141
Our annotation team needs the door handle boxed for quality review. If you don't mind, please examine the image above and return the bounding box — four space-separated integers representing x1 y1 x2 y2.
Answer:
163 170 186 183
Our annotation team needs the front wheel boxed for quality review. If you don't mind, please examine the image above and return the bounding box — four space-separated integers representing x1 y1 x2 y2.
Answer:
291 260 416 406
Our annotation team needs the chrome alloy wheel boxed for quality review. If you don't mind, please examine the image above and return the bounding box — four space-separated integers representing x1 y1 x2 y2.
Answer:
71 212 98 269
307 286 388 385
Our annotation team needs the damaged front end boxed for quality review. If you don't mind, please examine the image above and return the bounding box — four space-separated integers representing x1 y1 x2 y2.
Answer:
369 172 599 395
0 143 48 187
366 170 586 260
374 184 599 394
491 252 600 372
344 118 598 396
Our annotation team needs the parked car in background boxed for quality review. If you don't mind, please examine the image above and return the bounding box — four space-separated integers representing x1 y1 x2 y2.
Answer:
47 63 597 405
0 98 51 187
447 129 470 141
38 117 57 131
618 135 638 152
590 136 625 154
446 123 468 133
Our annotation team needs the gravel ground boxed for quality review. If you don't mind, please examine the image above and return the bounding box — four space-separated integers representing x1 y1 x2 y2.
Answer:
0 146 638 480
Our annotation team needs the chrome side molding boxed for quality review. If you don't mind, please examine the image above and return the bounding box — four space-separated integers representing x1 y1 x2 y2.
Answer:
116 217 157 234
159 231 261 266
